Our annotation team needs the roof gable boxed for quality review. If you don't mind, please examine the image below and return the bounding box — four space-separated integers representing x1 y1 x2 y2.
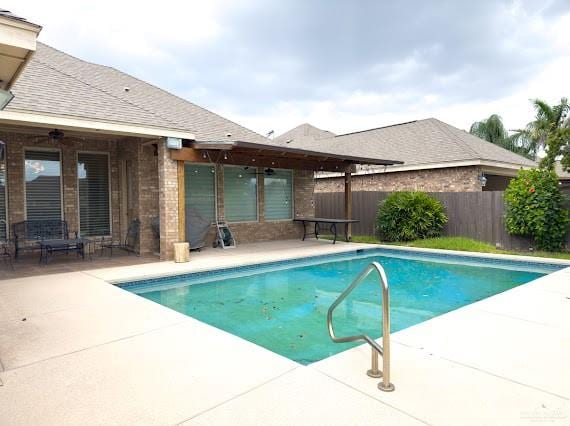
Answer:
274 123 336 144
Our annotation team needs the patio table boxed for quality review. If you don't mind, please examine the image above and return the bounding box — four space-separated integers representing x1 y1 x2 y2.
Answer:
293 218 359 244
38 238 91 264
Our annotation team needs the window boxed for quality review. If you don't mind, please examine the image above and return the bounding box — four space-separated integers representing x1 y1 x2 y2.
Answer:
264 169 293 220
185 163 216 223
0 141 6 239
78 153 110 236
25 150 62 220
223 166 257 222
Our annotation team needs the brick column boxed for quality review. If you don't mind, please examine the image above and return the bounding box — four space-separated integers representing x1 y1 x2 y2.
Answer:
157 139 179 260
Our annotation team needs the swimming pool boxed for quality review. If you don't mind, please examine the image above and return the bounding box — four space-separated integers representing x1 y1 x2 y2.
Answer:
122 248 563 365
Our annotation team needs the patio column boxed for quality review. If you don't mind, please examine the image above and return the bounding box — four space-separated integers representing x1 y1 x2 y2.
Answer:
344 171 352 241
157 139 180 260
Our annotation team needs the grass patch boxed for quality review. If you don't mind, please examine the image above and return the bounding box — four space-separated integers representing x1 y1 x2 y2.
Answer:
345 235 570 260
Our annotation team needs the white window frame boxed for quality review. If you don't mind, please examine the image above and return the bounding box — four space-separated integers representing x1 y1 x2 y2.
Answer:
263 168 295 222
185 162 218 225
23 147 64 220
223 165 259 224
76 150 112 238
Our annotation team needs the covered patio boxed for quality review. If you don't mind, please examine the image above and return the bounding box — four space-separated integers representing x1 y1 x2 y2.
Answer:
0 122 401 271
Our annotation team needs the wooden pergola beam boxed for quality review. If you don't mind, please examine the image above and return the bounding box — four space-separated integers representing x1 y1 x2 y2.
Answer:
170 148 353 172
344 172 352 241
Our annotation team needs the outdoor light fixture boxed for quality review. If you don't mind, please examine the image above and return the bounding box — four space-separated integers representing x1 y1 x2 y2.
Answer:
0 89 14 110
166 137 182 150
478 173 487 187
0 140 5 161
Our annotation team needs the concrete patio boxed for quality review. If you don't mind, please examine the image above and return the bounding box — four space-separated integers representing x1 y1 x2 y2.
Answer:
0 240 569 425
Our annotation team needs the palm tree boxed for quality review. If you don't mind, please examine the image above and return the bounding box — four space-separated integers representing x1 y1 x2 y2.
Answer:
469 114 508 145
469 114 534 159
510 98 570 166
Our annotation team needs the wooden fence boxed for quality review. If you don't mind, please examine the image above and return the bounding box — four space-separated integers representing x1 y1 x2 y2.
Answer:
315 190 570 250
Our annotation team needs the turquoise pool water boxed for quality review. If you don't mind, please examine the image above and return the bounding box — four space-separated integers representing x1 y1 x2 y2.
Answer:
125 250 556 364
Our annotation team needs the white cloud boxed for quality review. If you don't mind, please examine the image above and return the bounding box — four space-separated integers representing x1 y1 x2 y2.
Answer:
3 0 569 138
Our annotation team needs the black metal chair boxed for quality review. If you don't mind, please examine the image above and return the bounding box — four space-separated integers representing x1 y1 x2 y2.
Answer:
99 218 140 257
0 238 13 271
12 220 72 259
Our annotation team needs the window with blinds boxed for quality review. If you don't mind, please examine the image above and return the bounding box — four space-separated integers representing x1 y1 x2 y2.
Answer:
185 163 216 223
223 166 258 222
78 153 110 236
264 169 293 220
0 145 6 240
25 150 62 221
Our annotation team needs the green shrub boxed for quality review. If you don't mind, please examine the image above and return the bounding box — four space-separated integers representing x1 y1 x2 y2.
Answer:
505 169 569 251
377 192 447 241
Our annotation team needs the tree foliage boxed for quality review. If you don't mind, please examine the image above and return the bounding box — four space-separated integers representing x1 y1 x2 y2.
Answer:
469 114 535 159
510 98 570 168
377 192 447 241
505 169 569 251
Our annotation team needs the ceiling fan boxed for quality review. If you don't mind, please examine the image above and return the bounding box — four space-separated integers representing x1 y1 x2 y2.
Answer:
19 128 65 144
245 167 275 176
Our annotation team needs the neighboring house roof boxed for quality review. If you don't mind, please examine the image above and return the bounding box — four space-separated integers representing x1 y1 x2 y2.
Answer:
7 43 268 143
274 123 336 145
276 118 537 174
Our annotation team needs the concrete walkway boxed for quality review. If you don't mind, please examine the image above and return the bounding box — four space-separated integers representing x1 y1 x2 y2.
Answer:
0 241 569 425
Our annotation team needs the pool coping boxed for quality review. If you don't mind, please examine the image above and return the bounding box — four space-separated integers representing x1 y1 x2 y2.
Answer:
378 243 570 266
116 243 569 291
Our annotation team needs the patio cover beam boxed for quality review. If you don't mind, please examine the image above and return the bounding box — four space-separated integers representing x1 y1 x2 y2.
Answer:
189 140 403 167
171 147 355 172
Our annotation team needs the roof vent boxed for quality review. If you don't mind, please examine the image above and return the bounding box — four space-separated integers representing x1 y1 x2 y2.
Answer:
226 132 232 138
123 87 130 92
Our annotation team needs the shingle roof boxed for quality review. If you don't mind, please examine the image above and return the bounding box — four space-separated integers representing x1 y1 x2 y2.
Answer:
276 118 536 168
8 43 269 143
0 9 38 25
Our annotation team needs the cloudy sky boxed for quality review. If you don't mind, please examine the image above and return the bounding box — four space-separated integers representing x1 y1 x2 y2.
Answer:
6 0 570 137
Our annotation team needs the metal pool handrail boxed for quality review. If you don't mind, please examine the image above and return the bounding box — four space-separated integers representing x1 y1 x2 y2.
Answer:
327 261 395 392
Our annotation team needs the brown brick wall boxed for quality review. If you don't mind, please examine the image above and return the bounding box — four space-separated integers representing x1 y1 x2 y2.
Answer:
157 140 179 260
1 130 122 240
1 130 160 255
315 166 483 193
117 140 159 255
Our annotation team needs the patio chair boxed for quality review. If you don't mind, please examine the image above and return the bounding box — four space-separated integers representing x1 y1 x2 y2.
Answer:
99 218 140 257
0 238 14 271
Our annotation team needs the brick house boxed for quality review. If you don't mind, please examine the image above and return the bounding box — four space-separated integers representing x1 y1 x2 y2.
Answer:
274 120 537 193
0 11 400 260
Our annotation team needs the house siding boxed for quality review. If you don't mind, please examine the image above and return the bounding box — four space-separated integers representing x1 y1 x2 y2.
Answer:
315 166 483 193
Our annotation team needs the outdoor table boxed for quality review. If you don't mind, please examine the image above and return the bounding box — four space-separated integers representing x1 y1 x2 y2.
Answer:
38 238 91 264
293 218 359 244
